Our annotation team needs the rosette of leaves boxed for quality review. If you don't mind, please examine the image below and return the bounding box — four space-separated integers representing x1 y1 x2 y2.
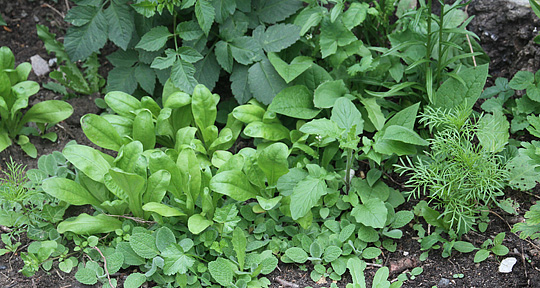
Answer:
0 46 73 157
395 106 511 236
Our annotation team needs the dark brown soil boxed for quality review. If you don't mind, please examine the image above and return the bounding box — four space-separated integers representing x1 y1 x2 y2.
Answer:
2 0 540 288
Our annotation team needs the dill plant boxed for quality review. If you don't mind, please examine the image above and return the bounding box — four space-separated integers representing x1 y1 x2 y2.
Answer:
396 107 509 236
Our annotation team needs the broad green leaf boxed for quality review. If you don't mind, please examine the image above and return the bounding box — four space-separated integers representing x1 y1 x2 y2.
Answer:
381 126 428 146
232 104 265 123
230 64 252 104
391 211 414 228
75 267 97 285
80 114 123 151
260 24 301 52
299 118 342 139
258 142 289 186
232 228 246 270
105 91 141 117
285 247 308 263
256 0 302 24
195 0 215 35
177 20 204 41
63 144 111 182
509 70 534 90
109 168 146 218
213 0 236 23
314 80 349 108
106 66 138 94
290 176 327 220
351 198 388 228
171 59 198 94
342 2 369 30
230 36 262 65
268 85 320 119
453 241 476 253
319 19 357 58
21 100 73 124
136 26 173 51
347 257 366 287
135 64 156 95
215 41 233 72
64 9 108 61
383 102 420 130
294 7 323 35
188 214 213 234
323 246 342 262
244 121 290 141
331 97 363 135
124 273 146 288
42 178 101 207
477 111 509 153
210 170 258 201
506 154 540 190
361 97 385 131
433 64 489 109
162 243 196 275
143 170 171 204
474 249 490 263
133 109 156 150
192 84 217 131
248 57 287 105
268 53 312 83
142 202 186 217
57 214 122 234
130 232 159 259
155 227 176 253
105 1 134 50
209 258 234 286
293 63 333 91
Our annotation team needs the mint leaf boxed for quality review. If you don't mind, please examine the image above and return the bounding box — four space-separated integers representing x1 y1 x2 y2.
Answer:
351 198 388 228
162 243 196 275
75 267 97 285
268 85 320 119
285 247 308 263
155 227 176 253
124 273 146 288
136 26 173 52
130 232 159 259
260 24 301 52
64 9 108 61
209 258 234 286
248 57 287 105
105 1 134 50
195 0 215 35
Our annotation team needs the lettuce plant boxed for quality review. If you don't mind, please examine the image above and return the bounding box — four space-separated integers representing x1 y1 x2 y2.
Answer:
0 46 73 157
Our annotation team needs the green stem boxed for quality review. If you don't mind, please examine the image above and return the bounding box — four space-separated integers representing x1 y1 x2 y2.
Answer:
436 0 445 85
345 148 354 193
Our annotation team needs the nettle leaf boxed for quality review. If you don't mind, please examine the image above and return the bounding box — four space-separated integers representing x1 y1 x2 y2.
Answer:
106 66 137 94
256 0 303 24
290 176 327 220
209 258 234 286
319 19 357 58
177 20 204 41
342 2 369 30
314 80 349 108
195 0 215 35
194 52 220 90
268 53 312 83
104 1 134 50
351 198 388 228
136 26 173 52
248 57 287 105
268 85 320 119
162 244 196 275
259 24 301 53
171 59 198 94
331 97 363 135
213 0 236 23
230 36 262 65
65 8 108 61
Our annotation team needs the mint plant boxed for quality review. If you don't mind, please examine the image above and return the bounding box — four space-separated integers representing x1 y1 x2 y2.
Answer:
0 46 73 157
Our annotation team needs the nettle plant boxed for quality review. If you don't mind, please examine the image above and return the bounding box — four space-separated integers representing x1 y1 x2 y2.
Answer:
0 46 73 157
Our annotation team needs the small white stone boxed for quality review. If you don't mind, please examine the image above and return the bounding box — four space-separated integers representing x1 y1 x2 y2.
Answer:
498 257 517 273
403 251 409 256
48 58 57 67
30 55 50 76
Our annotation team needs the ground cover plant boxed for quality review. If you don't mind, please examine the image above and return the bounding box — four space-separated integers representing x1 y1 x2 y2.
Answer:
2 0 540 287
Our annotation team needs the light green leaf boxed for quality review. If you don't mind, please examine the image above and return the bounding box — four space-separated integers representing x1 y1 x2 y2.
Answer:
331 97 363 135
188 214 213 234
342 2 369 30
506 154 540 191
109 168 146 218
63 144 111 182
155 227 176 253
361 97 385 131
210 170 258 201
433 64 489 109
232 104 265 123
21 100 73 125
42 178 101 207
142 202 186 217
477 111 509 153
314 80 349 108
162 243 196 275
244 121 290 141
232 227 246 270
319 19 357 58
105 91 141 117
124 273 146 288
323 246 342 262
290 176 327 220
381 126 428 146
285 247 308 263
351 198 388 228
57 214 122 234
209 258 234 286
299 118 342 139
248 57 287 105
80 114 123 151
268 53 312 83
363 247 382 259
453 241 476 253
257 142 289 186
474 249 490 263
130 233 159 259
347 257 366 287
136 26 173 51
268 85 320 119
509 70 534 90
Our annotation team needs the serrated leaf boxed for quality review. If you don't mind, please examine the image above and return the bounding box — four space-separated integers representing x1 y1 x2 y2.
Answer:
268 53 312 83
105 2 134 50
248 57 287 105
256 0 302 24
130 233 159 259
209 258 234 286
106 252 124 274
290 176 327 220
260 24 301 52
162 244 196 275
195 0 215 35
215 41 233 72
342 2 369 30
171 59 198 94
65 9 108 61
213 0 236 23
323 246 342 262
230 36 262 65
433 64 489 110
75 267 98 285
230 64 252 104
177 20 204 41
136 26 173 51
268 85 320 119
106 66 138 94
